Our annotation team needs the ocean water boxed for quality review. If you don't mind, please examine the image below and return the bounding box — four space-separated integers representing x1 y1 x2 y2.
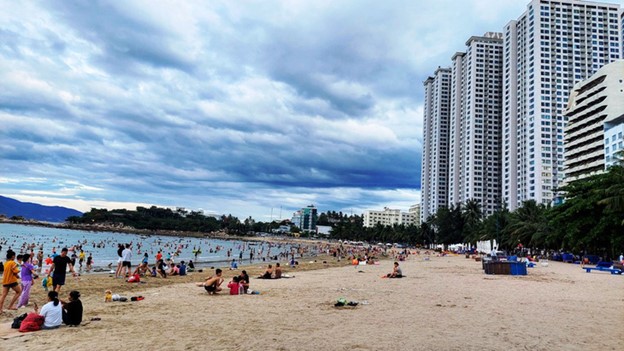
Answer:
0 223 298 269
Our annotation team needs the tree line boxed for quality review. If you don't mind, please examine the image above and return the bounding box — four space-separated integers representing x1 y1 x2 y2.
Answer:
421 154 624 258
66 155 623 258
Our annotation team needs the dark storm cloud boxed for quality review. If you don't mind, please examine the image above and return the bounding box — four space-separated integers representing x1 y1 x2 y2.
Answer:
0 0 535 217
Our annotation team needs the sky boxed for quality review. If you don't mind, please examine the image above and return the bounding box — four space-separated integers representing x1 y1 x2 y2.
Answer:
2 0 622 220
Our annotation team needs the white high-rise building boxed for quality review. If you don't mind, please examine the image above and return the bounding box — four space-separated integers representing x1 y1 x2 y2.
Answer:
448 32 504 217
564 60 624 184
502 0 623 210
420 68 451 223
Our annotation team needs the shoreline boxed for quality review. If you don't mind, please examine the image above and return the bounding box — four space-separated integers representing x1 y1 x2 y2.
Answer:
0 219 334 246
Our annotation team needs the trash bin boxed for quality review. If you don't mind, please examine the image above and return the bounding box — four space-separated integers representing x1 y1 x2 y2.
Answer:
484 262 493 274
509 262 527 275
491 262 511 275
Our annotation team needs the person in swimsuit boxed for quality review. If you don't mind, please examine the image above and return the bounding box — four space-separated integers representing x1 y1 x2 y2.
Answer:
196 268 223 294
258 264 273 279
273 263 282 279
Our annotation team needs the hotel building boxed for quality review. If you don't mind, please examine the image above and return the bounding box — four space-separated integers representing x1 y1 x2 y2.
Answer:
502 0 623 209
363 207 415 228
564 60 624 183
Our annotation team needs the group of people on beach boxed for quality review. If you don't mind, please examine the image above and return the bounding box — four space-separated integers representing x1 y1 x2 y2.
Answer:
0 248 83 331
110 243 199 282
196 268 252 295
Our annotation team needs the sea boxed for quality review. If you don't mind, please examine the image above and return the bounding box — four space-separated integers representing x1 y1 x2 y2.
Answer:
0 223 299 270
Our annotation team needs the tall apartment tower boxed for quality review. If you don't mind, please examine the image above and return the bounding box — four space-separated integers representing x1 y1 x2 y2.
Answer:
420 67 451 223
448 32 504 217
502 0 623 210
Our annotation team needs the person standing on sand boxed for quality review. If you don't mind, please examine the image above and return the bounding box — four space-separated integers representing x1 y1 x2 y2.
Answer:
18 254 37 308
114 244 124 278
48 247 77 293
120 244 132 278
78 250 85 271
0 250 22 313
86 253 93 272
36 250 44 273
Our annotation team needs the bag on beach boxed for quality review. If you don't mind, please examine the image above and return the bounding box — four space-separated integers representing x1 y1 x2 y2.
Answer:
11 313 28 329
19 313 44 333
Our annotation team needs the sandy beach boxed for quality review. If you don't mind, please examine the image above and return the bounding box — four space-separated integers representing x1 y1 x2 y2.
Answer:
1 254 623 351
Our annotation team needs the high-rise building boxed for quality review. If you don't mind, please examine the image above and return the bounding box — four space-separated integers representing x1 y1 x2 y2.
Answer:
291 205 317 232
502 0 623 209
420 67 451 223
564 60 624 184
448 32 504 217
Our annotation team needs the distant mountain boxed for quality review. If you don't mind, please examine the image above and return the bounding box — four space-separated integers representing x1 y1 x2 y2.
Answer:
0 195 83 223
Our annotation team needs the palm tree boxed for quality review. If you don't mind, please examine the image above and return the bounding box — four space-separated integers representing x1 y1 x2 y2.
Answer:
597 152 624 222
462 199 483 243
506 200 549 249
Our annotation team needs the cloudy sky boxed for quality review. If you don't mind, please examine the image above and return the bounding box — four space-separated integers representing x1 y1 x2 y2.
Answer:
2 0 621 220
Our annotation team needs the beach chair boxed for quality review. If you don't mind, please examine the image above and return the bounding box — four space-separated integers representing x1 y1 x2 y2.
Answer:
583 266 622 275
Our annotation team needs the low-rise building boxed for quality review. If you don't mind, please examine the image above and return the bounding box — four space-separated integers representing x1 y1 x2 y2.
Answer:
363 207 415 228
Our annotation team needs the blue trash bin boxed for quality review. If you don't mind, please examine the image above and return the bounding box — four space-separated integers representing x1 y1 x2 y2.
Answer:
509 262 527 275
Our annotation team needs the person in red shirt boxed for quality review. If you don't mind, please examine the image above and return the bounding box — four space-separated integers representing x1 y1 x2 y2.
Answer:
155 251 163 263
227 276 241 295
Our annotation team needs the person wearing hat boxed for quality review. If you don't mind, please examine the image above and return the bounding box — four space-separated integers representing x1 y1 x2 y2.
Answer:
61 290 83 326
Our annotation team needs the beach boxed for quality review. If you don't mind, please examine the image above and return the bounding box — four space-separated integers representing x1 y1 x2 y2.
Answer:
1 254 623 351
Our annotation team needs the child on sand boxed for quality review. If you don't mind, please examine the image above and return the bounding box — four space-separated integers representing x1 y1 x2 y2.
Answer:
227 276 241 295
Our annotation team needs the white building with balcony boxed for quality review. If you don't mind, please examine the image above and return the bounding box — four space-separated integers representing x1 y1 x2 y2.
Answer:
564 60 624 184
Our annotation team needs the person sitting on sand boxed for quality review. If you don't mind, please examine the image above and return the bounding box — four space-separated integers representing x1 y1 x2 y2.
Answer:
258 264 273 279
61 290 82 326
36 291 62 329
156 259 167 278
273 262 282 279
133 262 151 277
227 276 241 295
239 270 250 293
168 263 179 276
196 269 223 294
178 261 187 276
387 262 403 278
